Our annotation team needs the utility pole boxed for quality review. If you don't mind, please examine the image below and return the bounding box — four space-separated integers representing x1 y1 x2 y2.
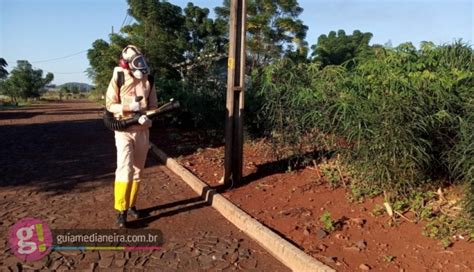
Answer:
223 0 247 185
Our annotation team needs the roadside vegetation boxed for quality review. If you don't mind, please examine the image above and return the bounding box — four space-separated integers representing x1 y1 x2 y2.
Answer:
2 0 472 243
256 41 473 243
85 0 474 243
0 59 54 106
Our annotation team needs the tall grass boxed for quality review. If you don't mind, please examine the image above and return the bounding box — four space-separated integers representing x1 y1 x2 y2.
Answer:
449 80 474 220
257 60 347 163
254 41 473 217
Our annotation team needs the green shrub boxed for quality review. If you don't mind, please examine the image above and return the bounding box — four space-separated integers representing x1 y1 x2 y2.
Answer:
157 64 227 129
320 211 335 232
257 59 345 163
255 41 473 220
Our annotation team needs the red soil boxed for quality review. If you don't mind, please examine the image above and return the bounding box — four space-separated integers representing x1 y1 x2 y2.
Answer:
152 129 474 272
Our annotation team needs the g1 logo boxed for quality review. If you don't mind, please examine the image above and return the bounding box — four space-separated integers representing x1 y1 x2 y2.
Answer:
9 218 52 261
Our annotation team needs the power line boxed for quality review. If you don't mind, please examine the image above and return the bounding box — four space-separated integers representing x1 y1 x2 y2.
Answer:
50 71 85 75
37 66 86 75
120 12 129 30
31 50 88 63
119 11 134 31
126 16 133 27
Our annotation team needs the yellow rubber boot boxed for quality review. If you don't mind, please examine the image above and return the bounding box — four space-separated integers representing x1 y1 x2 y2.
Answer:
129 181 141 208
114 181 132 211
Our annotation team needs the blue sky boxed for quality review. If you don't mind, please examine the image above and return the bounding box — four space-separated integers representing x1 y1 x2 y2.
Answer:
1 0 472 85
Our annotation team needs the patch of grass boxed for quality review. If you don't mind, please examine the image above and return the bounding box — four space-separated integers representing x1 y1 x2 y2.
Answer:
0 101 29 110
371 204 385 217
347 180 381 203
409 191 436 221
440 238 453 249
422 214 468 247
382 255 396 263
368 189 474 246
321 164 341 189
320 211 335 232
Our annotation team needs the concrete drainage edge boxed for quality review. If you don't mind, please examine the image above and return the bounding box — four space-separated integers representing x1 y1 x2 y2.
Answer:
150 143 334 272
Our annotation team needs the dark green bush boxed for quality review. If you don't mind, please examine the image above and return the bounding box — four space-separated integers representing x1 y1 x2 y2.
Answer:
157 64 227 129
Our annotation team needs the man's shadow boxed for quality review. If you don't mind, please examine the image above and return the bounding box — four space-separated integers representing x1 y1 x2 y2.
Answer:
127 149 334 228
126 186 218 229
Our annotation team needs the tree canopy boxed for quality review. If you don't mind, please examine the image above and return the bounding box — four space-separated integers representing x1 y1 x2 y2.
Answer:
87 0 227 93
0 60 53 104
310 30 373 67
215 0 308 70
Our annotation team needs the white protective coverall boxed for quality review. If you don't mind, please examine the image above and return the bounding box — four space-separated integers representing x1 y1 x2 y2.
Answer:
106 66 158 212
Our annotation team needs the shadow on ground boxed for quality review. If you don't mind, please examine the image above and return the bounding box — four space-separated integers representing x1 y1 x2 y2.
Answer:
127 196 209 229
0 117 117 194
240 150 335 187
150 125 224 158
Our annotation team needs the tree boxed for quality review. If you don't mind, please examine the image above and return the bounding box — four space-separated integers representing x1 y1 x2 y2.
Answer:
215 0 308 71
71 86 80 95
0 80 19 105
310 30 373 67
0 60 53 104
87 0 187 94
183 3 227 61
0 58 8 79
87 39 123 94
59 86 69 101
87 0 226 96
125 0 187 79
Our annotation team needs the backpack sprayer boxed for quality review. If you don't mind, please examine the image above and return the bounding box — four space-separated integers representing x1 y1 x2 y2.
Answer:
103 96 180 131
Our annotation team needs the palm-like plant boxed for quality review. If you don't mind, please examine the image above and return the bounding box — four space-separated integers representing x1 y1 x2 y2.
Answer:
0 58 8 79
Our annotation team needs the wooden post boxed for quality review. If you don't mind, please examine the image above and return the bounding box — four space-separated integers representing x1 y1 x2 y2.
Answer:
224 0 247 185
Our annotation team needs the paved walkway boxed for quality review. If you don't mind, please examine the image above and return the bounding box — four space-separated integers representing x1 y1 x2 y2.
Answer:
0 101 288 271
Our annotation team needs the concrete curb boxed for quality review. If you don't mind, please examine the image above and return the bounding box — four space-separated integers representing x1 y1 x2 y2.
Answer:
150 143 334 272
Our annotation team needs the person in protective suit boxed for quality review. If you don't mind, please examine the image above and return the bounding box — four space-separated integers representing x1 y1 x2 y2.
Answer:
106 45 157 228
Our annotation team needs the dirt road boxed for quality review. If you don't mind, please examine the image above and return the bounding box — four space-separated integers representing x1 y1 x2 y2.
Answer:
0 100 288 271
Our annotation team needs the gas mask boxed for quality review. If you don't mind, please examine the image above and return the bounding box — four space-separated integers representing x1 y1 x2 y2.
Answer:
129 54 149 79
120 45 149 79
